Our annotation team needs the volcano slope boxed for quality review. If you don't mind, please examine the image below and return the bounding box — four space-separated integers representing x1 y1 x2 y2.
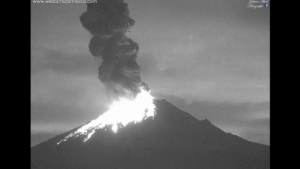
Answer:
31 99 270 169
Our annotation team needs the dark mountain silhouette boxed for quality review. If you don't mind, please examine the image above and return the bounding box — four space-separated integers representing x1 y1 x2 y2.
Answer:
31 99 269 169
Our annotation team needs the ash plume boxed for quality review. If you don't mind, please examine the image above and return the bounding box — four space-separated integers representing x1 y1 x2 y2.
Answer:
80 0 149 99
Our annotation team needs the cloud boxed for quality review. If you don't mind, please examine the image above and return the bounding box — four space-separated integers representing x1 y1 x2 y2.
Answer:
31 52 110 135
132 6 269 103
137 53 269 103
137 52 180 79
241 126 270 145
31 74 109 123
134 0 269 25
31 47 99 76
31 82 110 145
31 100 87 124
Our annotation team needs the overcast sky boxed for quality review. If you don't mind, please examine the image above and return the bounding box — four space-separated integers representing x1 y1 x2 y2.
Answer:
31 0 269 146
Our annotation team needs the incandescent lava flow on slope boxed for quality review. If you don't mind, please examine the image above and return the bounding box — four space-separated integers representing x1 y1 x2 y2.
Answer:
58 0 156 145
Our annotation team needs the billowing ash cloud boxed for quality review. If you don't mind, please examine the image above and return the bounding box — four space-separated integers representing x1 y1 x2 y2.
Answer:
80 0 149 99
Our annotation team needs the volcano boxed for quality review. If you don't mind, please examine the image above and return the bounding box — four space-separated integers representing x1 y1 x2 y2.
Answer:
31 99 270 169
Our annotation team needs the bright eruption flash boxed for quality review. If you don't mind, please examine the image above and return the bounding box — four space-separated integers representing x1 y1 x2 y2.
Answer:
57 88 156 145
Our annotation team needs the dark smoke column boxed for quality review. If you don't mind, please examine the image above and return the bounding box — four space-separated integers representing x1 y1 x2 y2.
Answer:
80 0 148 99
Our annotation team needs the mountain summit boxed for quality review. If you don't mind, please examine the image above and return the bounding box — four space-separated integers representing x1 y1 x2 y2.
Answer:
31 99 270 169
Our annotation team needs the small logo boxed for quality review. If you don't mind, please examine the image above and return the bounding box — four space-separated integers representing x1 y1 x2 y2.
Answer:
265 3 268 8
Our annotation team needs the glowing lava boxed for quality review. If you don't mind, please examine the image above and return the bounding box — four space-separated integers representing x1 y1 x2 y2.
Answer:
57 88 156 144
